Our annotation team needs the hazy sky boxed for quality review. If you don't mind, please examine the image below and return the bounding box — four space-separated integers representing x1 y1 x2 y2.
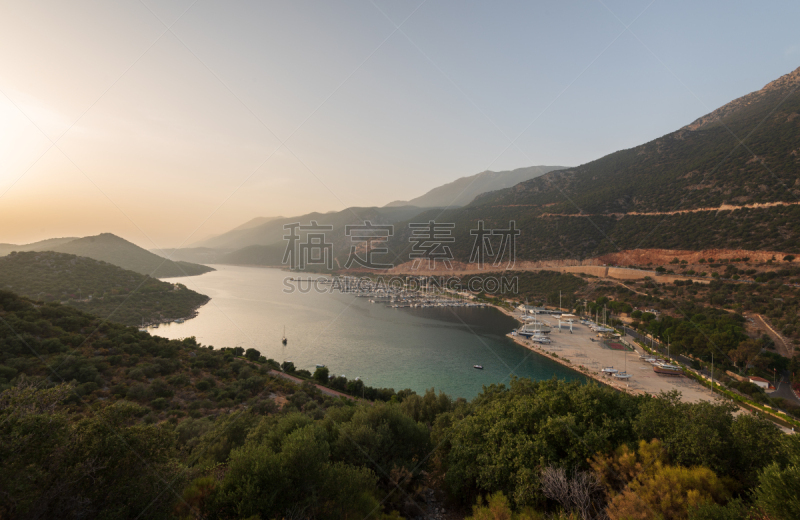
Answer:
1 0 799 249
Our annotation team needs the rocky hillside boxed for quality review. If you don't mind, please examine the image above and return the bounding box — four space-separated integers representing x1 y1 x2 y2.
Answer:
385 66 800 264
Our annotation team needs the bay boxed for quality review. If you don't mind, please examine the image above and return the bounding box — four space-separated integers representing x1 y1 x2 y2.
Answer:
158 265 584 399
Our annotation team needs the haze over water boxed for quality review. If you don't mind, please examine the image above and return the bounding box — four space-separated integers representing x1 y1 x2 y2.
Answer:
158 265 584 399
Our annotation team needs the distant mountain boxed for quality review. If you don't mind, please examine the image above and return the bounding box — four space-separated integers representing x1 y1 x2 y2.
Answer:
0 237 77 257
0 251 209 326
150 247 231 265
387 66 800 263
217 243 286 267
0 234 214 278
193 206 424 254
230 216 284 232
384 165 568 208
184 217 284 250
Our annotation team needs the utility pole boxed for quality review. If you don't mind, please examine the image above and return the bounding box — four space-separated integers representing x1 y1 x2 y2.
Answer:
711 352 714 395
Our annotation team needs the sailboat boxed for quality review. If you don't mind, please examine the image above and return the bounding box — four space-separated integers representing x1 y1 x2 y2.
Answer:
613 346 632 379
281 326 288 346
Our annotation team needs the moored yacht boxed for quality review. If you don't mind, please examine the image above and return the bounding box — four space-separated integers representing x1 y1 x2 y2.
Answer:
653 363 682 375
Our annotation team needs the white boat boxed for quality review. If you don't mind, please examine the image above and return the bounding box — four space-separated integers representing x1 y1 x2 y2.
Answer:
315 364 326 368
473 365 484 370
612 372 632 379
151 323 159 328
174 318 184 324
601 367 618 375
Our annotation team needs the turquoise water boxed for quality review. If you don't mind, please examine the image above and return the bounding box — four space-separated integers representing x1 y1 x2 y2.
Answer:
158 265 584 399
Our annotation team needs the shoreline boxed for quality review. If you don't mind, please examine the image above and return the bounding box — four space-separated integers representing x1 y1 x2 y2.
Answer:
487 302 622 390
487 301 705 397
506 330 635 394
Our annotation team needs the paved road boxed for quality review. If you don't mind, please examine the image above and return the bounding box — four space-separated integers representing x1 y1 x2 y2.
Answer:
751 314 794 358
771 374 800 406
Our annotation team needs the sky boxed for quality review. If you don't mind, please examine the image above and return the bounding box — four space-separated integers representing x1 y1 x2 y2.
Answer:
1 0 799 249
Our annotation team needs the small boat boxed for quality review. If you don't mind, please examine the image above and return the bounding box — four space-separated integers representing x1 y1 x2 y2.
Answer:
653 363 682 375
174 318 184 324
601 367 618 375
315 364 326 368
151 323 159 328
473 365 484 370
612 372 632 379
282 326 287 346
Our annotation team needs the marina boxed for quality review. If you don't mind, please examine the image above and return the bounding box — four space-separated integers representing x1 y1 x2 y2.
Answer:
503 305 720 403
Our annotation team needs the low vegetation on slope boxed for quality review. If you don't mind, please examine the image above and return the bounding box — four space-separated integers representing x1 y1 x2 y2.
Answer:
460 270 588 308
0 251 209 326
386 198 800 265
1 290 798 519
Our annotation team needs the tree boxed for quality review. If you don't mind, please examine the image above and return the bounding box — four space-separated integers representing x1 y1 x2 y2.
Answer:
443 379 639 507
754 436 800 520
466 492 545 520
540 467 604 520
313 366 329 384
244 348 260 361
688 499 749 520
606 464 728 520
728 339 761 371
281 361 295 373
209 423 380 520
0 386 182 519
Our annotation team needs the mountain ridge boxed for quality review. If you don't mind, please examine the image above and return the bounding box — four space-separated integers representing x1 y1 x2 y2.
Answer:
384 165 568 208
386 65 800 264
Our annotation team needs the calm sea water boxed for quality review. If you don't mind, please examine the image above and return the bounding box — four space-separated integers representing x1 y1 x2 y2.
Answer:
158 265 584 399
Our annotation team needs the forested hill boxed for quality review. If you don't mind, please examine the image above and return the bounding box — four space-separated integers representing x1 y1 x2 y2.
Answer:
0 251 209 326
0 289 797 519
386 66 800 263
